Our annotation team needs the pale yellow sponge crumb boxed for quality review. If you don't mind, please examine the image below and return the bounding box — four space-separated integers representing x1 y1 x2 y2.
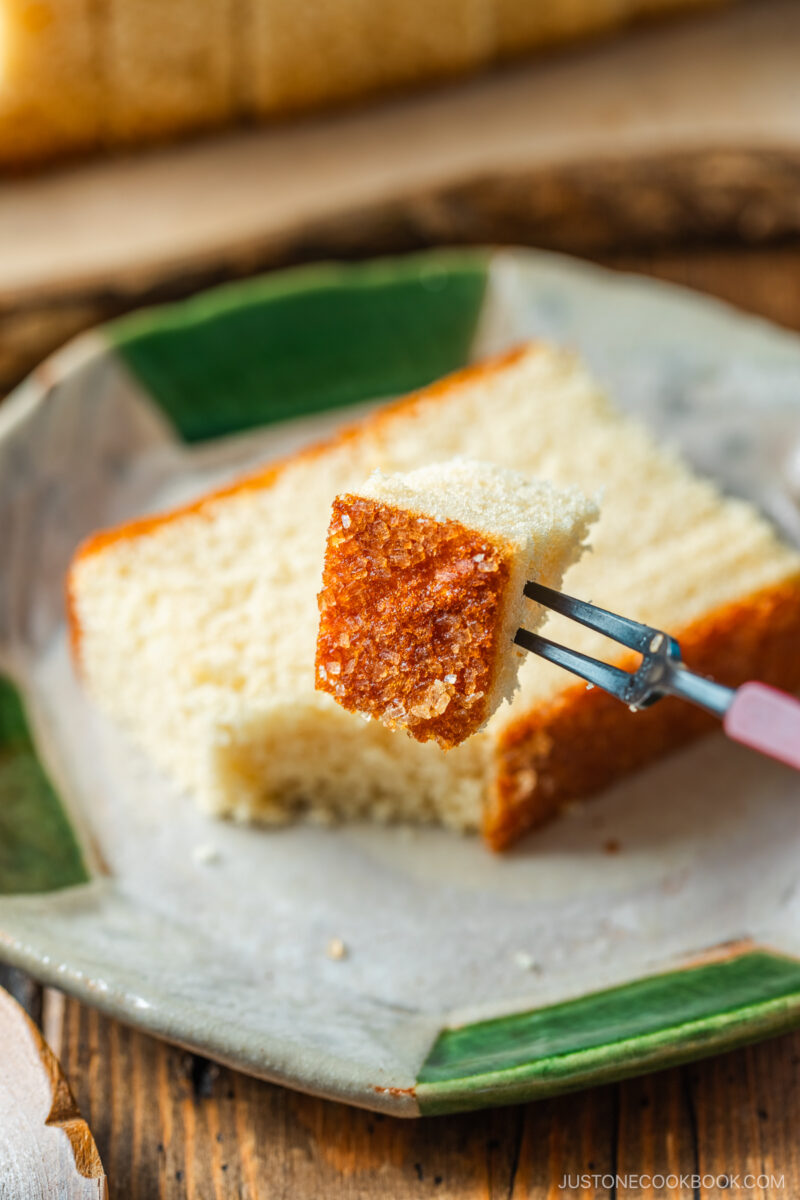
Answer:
0 0 101 165
241 0 492 116
103 0 236 143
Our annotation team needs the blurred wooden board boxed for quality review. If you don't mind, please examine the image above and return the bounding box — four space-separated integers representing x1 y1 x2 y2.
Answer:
1 0 799 392
0 985 107 1200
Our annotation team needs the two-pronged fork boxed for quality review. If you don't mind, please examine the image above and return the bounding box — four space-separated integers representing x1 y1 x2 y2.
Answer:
515 581 800 771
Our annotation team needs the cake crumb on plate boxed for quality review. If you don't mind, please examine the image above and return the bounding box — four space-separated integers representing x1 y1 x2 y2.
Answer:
327 937 348 961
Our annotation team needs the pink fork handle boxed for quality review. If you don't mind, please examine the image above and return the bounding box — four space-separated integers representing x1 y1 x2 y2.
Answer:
723 682 800 771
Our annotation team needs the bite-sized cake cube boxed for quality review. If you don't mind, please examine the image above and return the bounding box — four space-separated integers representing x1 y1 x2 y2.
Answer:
315 460 598 748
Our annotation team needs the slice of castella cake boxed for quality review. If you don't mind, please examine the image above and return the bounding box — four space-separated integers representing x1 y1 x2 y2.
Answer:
67 345 800 848
315 461 598 748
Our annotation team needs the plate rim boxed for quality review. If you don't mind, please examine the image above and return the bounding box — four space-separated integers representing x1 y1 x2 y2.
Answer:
4 246 800 1116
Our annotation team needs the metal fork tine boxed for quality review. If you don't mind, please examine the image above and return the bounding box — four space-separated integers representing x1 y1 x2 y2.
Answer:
514 628 633 700
523 580 659 655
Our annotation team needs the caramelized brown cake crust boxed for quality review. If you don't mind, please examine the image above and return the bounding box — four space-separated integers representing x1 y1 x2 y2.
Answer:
316 494 513 747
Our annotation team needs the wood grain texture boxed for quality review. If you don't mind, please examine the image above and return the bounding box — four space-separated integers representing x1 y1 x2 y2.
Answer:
0 964 42 1025
43 988 800 1199
0 986 106 1200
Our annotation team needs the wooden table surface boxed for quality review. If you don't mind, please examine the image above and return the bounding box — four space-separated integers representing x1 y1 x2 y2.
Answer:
5 245 800 1199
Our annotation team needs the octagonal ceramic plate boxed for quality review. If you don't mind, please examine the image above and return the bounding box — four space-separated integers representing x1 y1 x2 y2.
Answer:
3 249 800 1115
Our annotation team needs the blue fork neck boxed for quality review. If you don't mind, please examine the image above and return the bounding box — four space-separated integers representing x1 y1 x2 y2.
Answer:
662 663 736 719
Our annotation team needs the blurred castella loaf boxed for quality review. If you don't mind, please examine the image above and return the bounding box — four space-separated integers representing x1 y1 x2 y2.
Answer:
0 0 728 167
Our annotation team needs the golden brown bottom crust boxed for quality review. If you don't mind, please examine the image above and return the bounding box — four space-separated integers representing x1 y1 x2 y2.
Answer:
485 576 800 850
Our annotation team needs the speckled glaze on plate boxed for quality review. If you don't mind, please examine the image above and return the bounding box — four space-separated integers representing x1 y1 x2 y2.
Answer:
3 249 800 1116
